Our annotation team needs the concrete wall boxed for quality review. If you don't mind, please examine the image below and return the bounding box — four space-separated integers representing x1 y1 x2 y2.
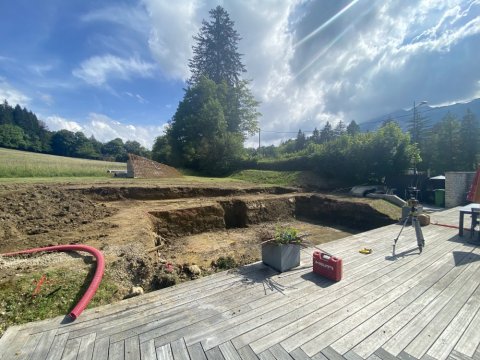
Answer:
445 171 476 208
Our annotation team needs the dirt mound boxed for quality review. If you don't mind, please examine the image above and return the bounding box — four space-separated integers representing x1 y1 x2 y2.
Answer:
127 154 182 178
0 186 116 252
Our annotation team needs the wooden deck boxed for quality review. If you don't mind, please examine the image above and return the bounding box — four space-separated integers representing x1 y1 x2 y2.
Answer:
1 206 480 360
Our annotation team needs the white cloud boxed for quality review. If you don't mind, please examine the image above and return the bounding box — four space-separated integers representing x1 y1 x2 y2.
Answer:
73 55 156 86
82 113 166 148
39 93 54 106
142 0 203 80
81 4 150 36
124 91 148 104
0 79 30 106
29 64 54 77
43 112 166 149
45 116 83 132
58 0 480 146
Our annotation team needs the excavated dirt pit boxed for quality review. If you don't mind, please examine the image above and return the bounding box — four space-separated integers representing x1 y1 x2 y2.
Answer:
0 183 399 299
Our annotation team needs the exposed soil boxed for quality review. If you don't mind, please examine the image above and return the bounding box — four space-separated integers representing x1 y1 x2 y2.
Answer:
0 182 399 302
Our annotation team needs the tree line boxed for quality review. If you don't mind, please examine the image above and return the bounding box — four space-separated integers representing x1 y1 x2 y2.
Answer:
242 109 478 184
0 100 150 162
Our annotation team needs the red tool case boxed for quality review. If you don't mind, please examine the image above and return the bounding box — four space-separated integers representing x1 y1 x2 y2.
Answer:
313 250 343 281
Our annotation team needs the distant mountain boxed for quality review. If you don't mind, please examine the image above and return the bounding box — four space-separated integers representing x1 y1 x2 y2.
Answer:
359 98 480 132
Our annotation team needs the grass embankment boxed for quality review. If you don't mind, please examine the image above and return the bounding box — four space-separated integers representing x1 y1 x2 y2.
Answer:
0 148 126 178
0 268 120 335
229 169 301 186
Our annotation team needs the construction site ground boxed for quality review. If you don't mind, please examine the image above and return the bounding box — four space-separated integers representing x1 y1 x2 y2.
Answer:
0 179 400 335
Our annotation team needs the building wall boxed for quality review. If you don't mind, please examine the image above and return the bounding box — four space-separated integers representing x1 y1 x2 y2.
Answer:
445 171 476 208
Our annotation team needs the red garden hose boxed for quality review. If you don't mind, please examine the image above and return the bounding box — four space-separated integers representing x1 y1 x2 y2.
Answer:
1 245 105 320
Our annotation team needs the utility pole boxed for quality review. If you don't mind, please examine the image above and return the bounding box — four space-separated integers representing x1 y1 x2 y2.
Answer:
412 100 427 176
258 128 261 149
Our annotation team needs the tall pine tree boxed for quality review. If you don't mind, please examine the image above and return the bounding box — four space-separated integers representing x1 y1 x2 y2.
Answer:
167 6 259 174
189 6 245 87
187 5 259 137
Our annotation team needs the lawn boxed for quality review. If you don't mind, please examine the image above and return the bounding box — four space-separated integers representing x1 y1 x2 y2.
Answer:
0 148 126 178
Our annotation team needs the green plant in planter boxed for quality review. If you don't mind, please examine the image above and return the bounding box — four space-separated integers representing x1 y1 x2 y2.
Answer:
273 226 301 245
260 226 304 272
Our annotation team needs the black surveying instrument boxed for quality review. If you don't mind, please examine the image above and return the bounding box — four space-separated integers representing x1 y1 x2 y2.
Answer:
392 187 425 256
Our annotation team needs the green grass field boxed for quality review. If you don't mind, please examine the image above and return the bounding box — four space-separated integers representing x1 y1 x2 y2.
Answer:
229 169 302 186
0 148 311 188
0 148 127 178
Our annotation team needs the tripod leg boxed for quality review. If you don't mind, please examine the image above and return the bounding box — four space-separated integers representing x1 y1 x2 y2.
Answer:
393 216 410 256
413 217 425 253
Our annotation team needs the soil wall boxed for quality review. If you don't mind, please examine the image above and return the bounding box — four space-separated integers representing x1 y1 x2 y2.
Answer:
295 195 395 230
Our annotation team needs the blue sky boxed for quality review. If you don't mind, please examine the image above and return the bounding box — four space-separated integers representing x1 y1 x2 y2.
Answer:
1 0 479 148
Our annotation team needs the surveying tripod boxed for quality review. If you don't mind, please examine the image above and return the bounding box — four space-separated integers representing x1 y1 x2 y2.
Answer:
392 196 425 256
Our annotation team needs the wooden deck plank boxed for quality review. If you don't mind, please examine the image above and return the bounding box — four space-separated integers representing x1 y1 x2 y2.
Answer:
114 270 280 345
373 348 397 360
426 282 480 360
77 333 97 360
92 337 110 360
171 338 191 360
109 340 125 360
206 347 226 360
68 270 273 341
139 340 157 360
269 344 294 360
402 260 480 359
448 350 472 360
310 352 328 360
321 346 346 360
157 344 174 360
163 275 320 347
454 303 480 357
45 333 70 360
188 343 208 360
219 341 243 360
30 328 58 360
382 248 480 356
326 248 470 356
237 346 260 360
258 350 276 360
125 336 141 360
397 350 417 360
351 244 476 359
61 338 81 360
473 349 480 360
15 332 42 360
343 351 364 360
290 349 312 360
0 326 21 360
159 268 331 347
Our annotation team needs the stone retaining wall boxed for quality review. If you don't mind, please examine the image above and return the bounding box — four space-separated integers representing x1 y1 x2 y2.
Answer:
445 171 475 208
